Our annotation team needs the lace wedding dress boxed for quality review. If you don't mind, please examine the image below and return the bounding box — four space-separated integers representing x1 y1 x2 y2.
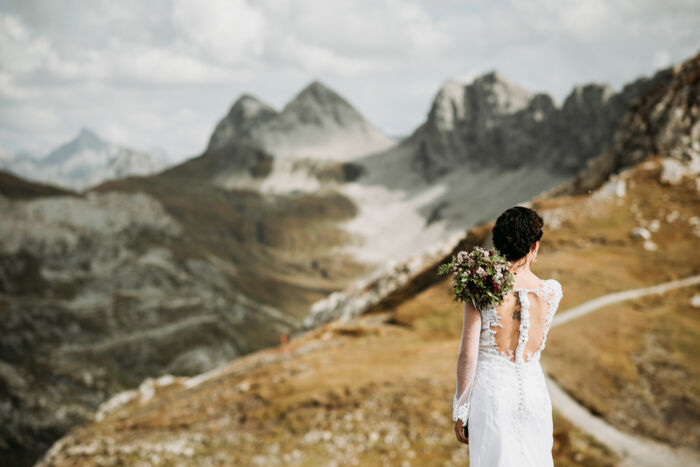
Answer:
453 278 563 466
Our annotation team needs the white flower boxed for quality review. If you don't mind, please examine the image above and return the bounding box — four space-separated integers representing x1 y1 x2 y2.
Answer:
476 266 487 277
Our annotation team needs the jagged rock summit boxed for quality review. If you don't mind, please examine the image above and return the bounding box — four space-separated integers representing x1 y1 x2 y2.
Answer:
428 71 534 133
207 80 395 160
207 95 278 151
403 68 659 181
45 128 104 165
282 80 370 128
0 128 170 191
551 50 700 195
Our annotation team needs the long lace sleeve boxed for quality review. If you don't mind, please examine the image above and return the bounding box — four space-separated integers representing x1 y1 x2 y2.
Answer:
453 300 482 427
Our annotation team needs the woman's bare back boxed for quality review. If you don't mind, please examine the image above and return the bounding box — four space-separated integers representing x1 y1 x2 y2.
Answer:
489 273 558 363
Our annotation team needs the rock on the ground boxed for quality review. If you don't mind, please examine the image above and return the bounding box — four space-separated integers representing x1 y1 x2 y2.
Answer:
630 227 652 240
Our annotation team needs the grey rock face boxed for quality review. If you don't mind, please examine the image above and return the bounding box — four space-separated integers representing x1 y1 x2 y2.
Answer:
207 95 279 152
207 81 395 160
407 69 659 182
548 52 700 195
0 190 295 465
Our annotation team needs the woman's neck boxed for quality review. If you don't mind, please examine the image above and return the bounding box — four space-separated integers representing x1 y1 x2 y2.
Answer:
509 257 533 276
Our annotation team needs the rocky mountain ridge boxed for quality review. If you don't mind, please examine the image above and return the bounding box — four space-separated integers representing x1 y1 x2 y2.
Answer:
207 80 395 160
549 50 700 196
316 53 700 330
402 68 662 181
0 129 171 191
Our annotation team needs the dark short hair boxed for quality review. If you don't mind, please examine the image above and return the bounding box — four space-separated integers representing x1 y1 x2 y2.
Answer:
492 206 544 261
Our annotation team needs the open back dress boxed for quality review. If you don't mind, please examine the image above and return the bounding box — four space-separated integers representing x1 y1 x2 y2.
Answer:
452 278 563 466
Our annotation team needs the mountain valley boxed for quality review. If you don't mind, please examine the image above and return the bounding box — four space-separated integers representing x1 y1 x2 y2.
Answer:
1 50 698 465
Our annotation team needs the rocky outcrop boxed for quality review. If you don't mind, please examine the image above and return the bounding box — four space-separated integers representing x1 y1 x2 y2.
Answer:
549 51 700 195
406 68 660 182
207 81 395 160
207 95 278 152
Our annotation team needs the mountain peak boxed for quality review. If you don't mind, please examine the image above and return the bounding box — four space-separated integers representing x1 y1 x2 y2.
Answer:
76 128 103 145
281 80 365 128
286 80 350 109
477 69 511 84
208 80 394 159
207 94 278 151
469 69 533 115
565 83 615 107
302 79 333 93
429 79 467 131
436 79 465 99
14 127 165 190
229 94 277 121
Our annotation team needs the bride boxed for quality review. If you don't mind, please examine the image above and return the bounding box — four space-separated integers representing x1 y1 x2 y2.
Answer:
452 206 563 466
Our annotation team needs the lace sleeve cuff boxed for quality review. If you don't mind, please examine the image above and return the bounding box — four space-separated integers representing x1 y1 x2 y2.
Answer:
452 390 470 427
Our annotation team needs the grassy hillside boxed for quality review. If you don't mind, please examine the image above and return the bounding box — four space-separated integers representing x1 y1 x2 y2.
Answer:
0 144 380 466
0 170 79 199
41 155 700 466
37 311 619 466
92 144 373 320
545 285 699 448
529 159 700 449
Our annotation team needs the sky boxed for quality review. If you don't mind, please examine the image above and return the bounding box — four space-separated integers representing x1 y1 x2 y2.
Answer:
1 0 699 162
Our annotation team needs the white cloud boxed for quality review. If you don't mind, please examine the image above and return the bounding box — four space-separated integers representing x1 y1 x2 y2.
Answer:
274 0 447 57
0 13 53 75
0 103 59 130
0 9 252 87
0 72 40 100
0 0 699 158
257 0 449 75
172 0 266 66
559 1 614 42
652 50 672 69
107 41 248 84
272 35 390 76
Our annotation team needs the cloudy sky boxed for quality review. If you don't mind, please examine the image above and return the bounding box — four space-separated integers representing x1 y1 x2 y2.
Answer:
1 0 699 161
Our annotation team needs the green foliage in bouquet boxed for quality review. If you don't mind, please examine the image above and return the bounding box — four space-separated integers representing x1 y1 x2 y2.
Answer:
437 246 515 310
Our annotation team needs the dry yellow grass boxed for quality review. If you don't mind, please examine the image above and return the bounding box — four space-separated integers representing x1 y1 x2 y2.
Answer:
543 285 700 447
44 316 617 466
41 156 697 465
531 159 700 307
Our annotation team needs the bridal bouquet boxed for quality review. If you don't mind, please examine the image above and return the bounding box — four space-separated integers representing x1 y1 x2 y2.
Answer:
437 246 515 310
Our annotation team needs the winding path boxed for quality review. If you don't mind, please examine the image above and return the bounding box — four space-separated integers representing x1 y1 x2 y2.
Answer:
544 274 700 467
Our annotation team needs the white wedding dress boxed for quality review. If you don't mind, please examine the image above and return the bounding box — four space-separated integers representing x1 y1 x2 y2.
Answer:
453 278 563 466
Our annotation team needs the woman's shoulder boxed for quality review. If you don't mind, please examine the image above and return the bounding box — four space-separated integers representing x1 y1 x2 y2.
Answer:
513 274 556 291
544 278 563 296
